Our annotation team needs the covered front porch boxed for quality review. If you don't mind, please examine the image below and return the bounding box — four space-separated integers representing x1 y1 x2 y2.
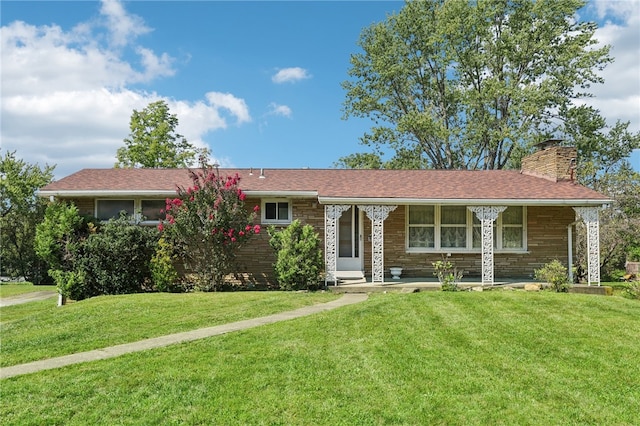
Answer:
323 203 603 287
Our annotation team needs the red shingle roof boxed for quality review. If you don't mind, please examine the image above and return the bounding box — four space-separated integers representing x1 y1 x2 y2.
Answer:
39 168 610 204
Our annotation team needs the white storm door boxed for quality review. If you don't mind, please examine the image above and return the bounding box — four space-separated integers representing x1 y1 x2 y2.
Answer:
336 206 363 271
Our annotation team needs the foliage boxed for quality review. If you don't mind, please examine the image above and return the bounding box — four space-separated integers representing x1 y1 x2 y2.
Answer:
432 259 463 291
150 236 181 292
333 152 385 169
268 220 324 291
115 100 209 168
48 270 86 301
160 163 260 291
575 167 640 279
622 282 640 300
341 0 618 170
35 202 95 297
0 150 54 283
36 204 157 300
535 260 571 292
73 214 159 299
628 246 640 262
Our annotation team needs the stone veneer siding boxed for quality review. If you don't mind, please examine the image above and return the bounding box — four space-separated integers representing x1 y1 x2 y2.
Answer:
521 146 577 182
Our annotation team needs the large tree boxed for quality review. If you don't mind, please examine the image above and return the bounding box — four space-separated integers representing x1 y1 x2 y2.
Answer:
116 100 208 168
0 150 55 283
341 0 614 170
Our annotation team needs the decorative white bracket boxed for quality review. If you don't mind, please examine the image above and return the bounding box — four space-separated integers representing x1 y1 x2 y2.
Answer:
468 206 507 284
573 207 601 286
324 205 352 285
358 205 397 283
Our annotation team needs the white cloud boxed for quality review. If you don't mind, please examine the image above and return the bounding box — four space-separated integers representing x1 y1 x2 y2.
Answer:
0 0 249 178
100 0 151 47
271 67 311 84
580 0 640 133
205 92 251 124
267 103 292 118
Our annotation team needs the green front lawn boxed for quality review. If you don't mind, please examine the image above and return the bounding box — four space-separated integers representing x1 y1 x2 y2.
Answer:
0 291 339 367
0 283 56 298
1 291 638 425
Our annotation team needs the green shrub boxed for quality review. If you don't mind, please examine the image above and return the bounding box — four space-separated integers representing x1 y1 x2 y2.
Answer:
48 269 86 301
433 259 463 292
534 260 571 292
622 282 640 300
605 269 627 282
74 215 159 298
150 237 181 292
628 246 640 262
268 220 324 291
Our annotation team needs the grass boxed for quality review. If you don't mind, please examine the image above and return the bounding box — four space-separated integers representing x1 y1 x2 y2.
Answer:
0 283 56 298
0 291 339 367
1 290 638 425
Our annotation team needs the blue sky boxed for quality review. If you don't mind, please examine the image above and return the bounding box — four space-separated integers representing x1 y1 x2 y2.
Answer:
1 0 639 179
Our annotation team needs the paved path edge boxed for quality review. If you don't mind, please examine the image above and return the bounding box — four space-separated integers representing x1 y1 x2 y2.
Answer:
1 293 368 379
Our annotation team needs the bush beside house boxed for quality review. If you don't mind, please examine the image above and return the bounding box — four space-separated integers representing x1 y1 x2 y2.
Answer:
268 220 324 291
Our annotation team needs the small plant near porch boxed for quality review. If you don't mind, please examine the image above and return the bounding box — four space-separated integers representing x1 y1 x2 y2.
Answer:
268 220 324 291
534 259 571 292
160 162 260 291
433 259 463 291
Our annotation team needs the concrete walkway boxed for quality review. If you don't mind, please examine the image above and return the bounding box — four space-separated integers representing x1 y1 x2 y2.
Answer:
0 291 57 307
0 293 368 380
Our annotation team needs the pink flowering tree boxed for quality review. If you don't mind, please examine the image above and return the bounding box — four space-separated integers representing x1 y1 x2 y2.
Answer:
160 164 260 291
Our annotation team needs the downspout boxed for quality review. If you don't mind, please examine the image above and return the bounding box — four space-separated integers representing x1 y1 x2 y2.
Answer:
567 220 580 283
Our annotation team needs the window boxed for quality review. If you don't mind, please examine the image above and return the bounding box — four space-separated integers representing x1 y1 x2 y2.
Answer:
95 199 166 223
141 200 166 222
440 206 467 248
96 200 134 221
262 200 291 224
407 205 525 252
408 205 435 248
501 207 524 249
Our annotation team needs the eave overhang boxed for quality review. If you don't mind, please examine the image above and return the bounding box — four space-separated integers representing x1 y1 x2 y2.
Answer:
317 197 613 207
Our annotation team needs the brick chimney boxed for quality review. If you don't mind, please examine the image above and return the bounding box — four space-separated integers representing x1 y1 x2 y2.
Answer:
521 141 577 182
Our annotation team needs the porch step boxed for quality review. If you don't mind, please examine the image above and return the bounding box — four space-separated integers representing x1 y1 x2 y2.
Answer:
334 270 365 280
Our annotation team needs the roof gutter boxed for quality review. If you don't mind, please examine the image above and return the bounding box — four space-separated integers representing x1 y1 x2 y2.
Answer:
38 190 319 198
37 190 177 198
317 197 613 206
243 191 318 198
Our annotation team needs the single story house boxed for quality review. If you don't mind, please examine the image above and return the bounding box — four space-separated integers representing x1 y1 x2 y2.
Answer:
39 145 610 286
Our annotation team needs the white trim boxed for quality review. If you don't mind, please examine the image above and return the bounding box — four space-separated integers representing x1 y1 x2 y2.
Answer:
244 191 317 198
405 205 528 253
261 199 292 224
39 190 175 198
318 197 611 206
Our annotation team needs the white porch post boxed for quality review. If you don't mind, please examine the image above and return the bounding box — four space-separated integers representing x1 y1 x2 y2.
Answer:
574 207 601 286
358 205 397 283
324 205 351 285
468 206 507 285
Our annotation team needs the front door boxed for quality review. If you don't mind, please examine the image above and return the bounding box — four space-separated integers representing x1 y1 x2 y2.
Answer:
336 206 363 272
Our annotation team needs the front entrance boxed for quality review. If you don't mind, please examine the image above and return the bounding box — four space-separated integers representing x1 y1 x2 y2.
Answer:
336 206 363 273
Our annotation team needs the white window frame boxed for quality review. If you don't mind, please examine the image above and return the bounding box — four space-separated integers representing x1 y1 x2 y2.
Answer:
261 199 292 224
406 205 527 253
